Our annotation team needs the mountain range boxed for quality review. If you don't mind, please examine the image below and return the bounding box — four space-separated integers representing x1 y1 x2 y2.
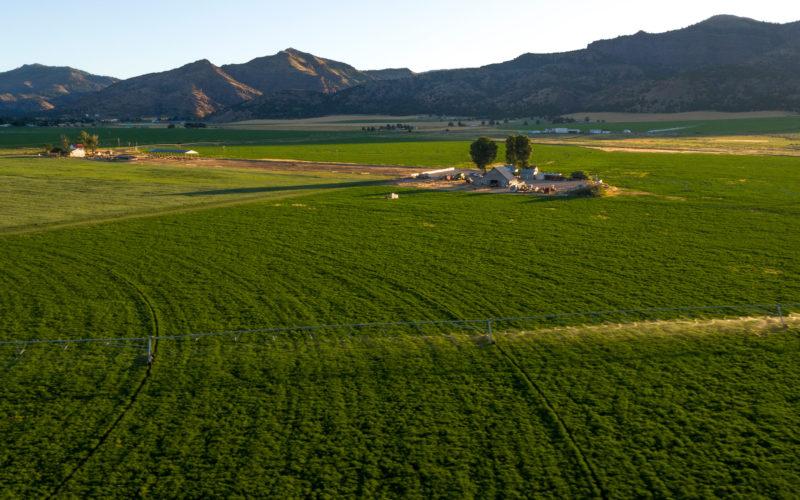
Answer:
2 15 799 120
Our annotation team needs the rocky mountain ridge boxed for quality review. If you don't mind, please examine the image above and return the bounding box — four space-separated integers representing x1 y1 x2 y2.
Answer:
212 15 800 120
4 15 800 120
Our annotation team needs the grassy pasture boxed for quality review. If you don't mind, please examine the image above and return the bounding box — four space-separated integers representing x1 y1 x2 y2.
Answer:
0 157 381 233
2 145 800 496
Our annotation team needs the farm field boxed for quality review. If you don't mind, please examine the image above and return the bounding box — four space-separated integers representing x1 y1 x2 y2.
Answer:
2 145 800 331
195 134 800 163
0 127 434 153
192 141 478 166
2 143 800 496
3 114 800 159
505 114 800 136
0 157 383 233
533 133 800 156
3 317 798 497
564 110 798 123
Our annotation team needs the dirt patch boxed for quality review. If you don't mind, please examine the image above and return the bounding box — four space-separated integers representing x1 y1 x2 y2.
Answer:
582 146 722 155
604 186 686 201
136 156 421 178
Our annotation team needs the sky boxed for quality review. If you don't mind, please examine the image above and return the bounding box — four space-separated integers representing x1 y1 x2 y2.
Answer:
2 0 800 79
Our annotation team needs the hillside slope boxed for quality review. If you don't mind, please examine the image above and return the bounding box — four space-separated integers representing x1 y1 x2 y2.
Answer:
0 64 117 115
63 60 262 119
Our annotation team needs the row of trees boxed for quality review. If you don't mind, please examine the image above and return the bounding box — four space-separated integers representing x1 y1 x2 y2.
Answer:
469 135 532 173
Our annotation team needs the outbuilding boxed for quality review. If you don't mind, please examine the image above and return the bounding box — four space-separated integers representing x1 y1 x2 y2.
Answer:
479 165 517 188
519 166 539 181
147 149 200 157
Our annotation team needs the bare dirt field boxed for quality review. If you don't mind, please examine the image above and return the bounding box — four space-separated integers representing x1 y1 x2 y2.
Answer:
137 156 422 177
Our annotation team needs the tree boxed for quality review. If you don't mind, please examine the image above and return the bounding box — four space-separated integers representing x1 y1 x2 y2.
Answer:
505 135 517 165
42 143 53 157
512 134 532 169
60 134 71 155
469 137 497 173
504 134 532 169
79 130 99 156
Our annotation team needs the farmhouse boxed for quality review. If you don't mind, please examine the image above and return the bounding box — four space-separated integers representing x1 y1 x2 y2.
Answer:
478 165 517 188
69 144 86 158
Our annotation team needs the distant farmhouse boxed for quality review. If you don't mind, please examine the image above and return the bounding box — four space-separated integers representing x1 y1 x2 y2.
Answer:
69 144 86 157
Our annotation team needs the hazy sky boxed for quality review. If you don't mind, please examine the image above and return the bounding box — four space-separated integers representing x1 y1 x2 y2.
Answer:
3 0 799 79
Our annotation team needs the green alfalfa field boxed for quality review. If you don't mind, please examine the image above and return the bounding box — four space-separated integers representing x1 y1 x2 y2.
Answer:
1 143 800 497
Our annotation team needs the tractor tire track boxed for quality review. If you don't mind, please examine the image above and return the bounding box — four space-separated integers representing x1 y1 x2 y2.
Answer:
495 342 608 500
48 272 159 499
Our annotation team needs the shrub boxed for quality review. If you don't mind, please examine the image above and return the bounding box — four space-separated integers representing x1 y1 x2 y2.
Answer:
570 182 606 197
571 170 589 180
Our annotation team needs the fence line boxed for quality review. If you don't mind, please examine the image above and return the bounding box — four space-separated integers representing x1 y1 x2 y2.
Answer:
1 303 796 353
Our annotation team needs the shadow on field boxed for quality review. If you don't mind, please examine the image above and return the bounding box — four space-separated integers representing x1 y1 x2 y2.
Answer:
160 179 387 197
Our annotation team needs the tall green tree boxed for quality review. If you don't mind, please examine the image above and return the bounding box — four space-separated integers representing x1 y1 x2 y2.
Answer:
505 135 517 165
505 134 532 169
60 134 70 153
79 130 100 156
470 137 498 173
513 134 532 169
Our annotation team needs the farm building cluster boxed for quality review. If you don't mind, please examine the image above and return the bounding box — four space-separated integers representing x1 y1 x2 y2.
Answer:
474 165 584 193
523 128 632 135
44 146 199 162
407 165 603 195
